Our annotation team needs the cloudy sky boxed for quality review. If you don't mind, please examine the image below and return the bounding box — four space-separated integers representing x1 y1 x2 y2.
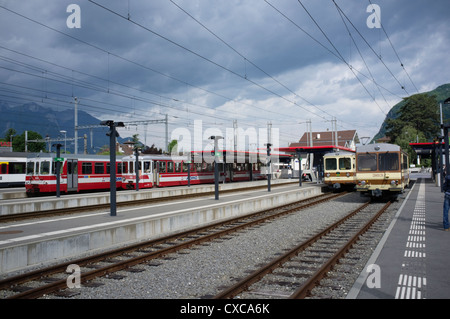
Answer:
0 0 449 151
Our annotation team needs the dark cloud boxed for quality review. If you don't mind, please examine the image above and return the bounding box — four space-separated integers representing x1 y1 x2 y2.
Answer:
0 0 449 148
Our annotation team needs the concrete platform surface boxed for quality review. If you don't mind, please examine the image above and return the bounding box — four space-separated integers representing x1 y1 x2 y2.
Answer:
348 177 450 299
0 182 321 276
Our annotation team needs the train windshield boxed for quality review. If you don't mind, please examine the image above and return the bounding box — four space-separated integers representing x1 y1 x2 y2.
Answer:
357 153 377 171
26 162 34 175
339 158 352 170
40 161 51 174
325 158 337 170
378 153 399 171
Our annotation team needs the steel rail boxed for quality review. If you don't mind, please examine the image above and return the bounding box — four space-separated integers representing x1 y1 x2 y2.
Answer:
289 200 392 299
3 192 344 299
213 199 373 299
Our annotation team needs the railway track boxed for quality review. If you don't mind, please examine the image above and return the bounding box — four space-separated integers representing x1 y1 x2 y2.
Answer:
0 181 300 223
0 191 344 299
213 199 391 299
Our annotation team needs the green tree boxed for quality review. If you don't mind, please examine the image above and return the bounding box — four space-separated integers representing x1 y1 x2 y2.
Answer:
386 94 439 142
4 128 16 143
131 134 144 149
13 131 46 152
168 139 178 155
394 125 427 165
1 128 17 151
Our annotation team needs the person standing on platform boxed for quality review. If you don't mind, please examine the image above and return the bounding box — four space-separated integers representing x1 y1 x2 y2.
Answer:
442 174 450 231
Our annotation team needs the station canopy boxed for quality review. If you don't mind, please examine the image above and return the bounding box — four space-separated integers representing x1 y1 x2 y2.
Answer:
409 142 440 156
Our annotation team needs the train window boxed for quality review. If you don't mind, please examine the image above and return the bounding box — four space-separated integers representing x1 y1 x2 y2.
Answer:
40 161 50 175
159 161 166 173
82 162 92 174
26 162 34 175
357 154 377 171
10 162 25 174
339 158 352 170
144 161 151 173
167 161 174 173
0 163 7 174
325 158 337 170
67 161 74 174
175 162 182 173
402 154 408 170
379 153 399 171
95 163 104 174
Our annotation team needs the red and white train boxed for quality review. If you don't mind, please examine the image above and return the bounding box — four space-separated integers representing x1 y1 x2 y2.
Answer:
25 150 269 195
0 152 27 187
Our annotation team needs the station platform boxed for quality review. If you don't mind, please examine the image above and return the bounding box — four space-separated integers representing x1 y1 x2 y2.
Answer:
0 181 322 276
0 179 297 216
348 176 450 299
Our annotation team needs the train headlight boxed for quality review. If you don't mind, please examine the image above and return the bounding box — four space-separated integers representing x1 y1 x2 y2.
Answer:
326 173 330 177
391 180 398 186
359 180 366 186
346 172 350 177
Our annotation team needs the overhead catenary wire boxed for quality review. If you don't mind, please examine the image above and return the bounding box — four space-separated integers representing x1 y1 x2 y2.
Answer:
265 0 403 100
332 0 410 96
333 4 391 115
367 0 419 94
0 5 299 132
296 0 387 116
169 0 335 121
87 0 343 123
0 2 402 146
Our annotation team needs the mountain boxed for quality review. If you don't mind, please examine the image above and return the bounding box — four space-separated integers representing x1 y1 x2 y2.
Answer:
0 101 127 153
372 83 450 142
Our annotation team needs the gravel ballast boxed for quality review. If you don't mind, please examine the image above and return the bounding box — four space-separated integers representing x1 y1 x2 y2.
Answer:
45 191 404 299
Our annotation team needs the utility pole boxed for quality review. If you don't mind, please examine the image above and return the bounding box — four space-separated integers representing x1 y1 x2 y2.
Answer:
165 114 169 153
74 97 78 154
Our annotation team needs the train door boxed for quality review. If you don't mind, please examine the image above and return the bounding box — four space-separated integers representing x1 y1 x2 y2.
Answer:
153 161 160 186
143 160 152 186
67 159 78 191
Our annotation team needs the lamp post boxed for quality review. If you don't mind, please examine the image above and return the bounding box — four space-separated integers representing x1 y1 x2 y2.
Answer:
100 120 125 216
209 136 223 200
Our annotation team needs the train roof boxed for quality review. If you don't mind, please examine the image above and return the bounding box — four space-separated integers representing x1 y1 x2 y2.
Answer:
323 150 355 157
409 142 437 155
122 154 187 161
276 145 355 154
0 152 29 158
26 153 120 161
356 143 401 153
